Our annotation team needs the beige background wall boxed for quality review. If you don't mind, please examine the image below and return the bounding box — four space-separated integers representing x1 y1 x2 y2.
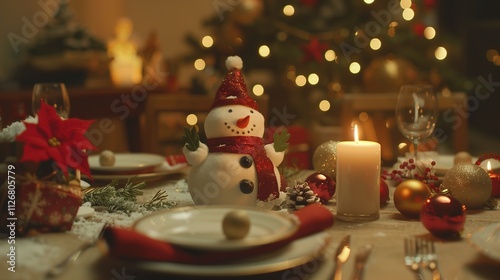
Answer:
0 0 215 86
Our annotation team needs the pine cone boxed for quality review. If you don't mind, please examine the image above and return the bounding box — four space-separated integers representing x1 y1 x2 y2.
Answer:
286 181 321 210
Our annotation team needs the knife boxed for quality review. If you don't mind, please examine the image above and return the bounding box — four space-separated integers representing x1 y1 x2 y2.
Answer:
351 244 373 280
332 235 351 280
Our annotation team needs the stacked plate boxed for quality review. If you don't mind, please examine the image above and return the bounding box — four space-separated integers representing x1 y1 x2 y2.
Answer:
86 153 187 182
128 205 330 277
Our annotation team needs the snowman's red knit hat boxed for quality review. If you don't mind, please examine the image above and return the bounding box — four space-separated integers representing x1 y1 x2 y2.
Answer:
210 56 259 110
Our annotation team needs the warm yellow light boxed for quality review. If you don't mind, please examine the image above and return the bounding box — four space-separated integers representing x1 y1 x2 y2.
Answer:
308 73 319 85
424 27 436 40
493 56 500 66
201 36 213 48
331 82 342 91
435 46 447 60
258 45 270 57
325 49 336 61
194 59 206 70
402 8 414 21
319 100 331 112
364 0 375 4
349 62 361 74
486 49 499 62
252 84 264 96
354 124 359 142
370 38 382 50
186 114 198 125
400 0 412 9
283 5 295 16
295 75 307 87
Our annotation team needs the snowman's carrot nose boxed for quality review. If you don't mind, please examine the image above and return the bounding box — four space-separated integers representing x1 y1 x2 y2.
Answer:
237 115 250 128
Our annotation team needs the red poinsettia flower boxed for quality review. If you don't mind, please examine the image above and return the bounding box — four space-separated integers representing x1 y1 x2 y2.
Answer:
16 101 96 179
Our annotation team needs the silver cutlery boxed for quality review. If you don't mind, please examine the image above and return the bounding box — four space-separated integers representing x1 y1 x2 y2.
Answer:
404 237 424 280
418 238 442 280
332 235 351 280
351 244 373 280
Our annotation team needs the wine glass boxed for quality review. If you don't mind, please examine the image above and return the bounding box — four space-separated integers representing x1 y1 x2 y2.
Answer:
395 84 438 161
32 83 70 118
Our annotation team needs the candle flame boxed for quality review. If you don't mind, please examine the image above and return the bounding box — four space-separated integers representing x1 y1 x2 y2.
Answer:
354 124 359 143
487 160 492 172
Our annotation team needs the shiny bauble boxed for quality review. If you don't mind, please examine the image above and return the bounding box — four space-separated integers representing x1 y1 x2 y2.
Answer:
305 172 336 204
99 150 115 166
421 194 466 239
312 141 338 179
393 179 433 219
363 56 419 93
222 210 251 240
229 0 263 25
442 163 492 210
380 178 390 206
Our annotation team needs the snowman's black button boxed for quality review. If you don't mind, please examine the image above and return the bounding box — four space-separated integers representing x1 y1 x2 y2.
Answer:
239 156 253 168
239 179 254 194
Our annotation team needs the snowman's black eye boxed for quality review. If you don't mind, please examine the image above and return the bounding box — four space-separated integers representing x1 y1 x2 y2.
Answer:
250 110 254 114
228 109 233 113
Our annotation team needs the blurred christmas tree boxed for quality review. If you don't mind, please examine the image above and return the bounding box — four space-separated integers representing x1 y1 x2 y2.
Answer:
184 0 470 126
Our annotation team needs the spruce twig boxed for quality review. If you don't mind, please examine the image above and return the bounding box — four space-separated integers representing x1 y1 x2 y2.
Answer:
183 125 200 151
273 128 290 152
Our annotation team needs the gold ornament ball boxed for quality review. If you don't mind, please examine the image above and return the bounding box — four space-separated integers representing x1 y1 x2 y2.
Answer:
99 150 115 166
393 179 433 219
222 210 251 240
362 56 419 93
442 163 492 210
454 151 472 165
312 141 338 179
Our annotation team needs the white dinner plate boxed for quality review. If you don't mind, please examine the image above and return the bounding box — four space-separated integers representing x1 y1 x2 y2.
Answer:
469 222 500 262
88 153 165 173
133 205 300 251
122 231 331 277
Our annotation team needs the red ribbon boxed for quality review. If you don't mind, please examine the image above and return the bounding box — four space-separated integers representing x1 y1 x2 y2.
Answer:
206 136 279 201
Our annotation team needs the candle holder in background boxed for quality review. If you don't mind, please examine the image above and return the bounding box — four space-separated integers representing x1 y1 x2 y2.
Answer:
336 125 381 222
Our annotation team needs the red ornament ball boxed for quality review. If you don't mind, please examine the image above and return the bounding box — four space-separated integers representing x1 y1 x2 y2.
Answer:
380 178 390 206
305 172 336 204
421 194 466 239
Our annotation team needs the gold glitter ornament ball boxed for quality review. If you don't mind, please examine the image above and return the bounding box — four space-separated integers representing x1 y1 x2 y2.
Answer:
442 163 492 210
312 141 338 179
393 179 433 219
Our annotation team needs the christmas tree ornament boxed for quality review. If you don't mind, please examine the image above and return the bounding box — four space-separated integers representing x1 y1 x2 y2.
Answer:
229 0 263 25
442 163 492 210
286 181 321 210
312 140 338 179
421 192 466 239
362 56 419 93
222 210 251 239
380 178 390 206
183 56 288 207
305 172 336 204
300 37 328 63
393 179 432 219
454 151 472 165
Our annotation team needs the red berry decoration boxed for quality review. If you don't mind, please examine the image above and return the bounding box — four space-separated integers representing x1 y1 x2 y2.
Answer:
421 194 466 239
305 172 336 204
380 178 389 206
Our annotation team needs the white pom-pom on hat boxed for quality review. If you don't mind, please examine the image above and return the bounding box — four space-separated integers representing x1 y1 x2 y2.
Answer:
226 56 243 70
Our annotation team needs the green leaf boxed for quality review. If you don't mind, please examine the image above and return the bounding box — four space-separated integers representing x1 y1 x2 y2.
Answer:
182 125 200 151
273 128 290 152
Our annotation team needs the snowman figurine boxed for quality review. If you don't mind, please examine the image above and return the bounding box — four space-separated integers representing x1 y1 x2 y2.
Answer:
183 56 288 207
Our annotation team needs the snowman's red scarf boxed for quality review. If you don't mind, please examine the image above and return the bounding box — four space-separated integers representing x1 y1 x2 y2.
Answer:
206 136 279 201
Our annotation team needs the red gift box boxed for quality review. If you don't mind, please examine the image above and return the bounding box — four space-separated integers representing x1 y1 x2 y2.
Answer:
16 180 82 234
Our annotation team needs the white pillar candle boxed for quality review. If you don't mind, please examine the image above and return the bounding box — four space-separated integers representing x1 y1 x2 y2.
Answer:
336 125 381 222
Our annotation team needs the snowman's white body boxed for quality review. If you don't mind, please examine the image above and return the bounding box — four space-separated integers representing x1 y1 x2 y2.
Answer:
183 104 284 206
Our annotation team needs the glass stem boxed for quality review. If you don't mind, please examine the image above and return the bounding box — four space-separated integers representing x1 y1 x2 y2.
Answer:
413 141 419 161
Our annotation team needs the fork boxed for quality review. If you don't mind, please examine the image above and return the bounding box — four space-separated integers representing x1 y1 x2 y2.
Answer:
418 238 442 280
404 237 424 280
